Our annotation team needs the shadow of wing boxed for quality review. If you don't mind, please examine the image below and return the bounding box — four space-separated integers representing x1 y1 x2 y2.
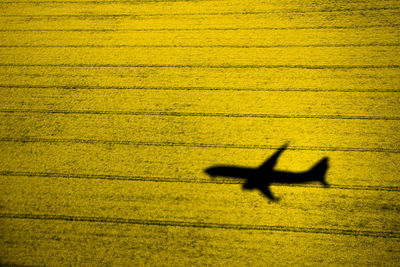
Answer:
258 143 289 171
259 185 277 201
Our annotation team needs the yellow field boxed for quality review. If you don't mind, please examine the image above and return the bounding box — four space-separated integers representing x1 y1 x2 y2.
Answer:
0 0 399 265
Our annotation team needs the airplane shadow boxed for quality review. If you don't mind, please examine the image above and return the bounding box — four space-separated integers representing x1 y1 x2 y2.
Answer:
204 143 329 201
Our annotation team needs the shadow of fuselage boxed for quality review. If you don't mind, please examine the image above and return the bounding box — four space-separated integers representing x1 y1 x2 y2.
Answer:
204 143 329 201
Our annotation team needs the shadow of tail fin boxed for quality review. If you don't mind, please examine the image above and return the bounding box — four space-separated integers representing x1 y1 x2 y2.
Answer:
308 157 329 186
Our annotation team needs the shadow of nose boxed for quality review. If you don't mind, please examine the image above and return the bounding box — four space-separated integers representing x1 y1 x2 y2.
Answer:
204 168 215 177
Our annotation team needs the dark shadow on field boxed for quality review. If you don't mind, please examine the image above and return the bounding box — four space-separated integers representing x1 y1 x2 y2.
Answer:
204 143 329 201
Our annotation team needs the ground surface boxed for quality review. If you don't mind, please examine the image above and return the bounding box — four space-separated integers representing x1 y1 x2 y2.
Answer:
0 0 399 266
